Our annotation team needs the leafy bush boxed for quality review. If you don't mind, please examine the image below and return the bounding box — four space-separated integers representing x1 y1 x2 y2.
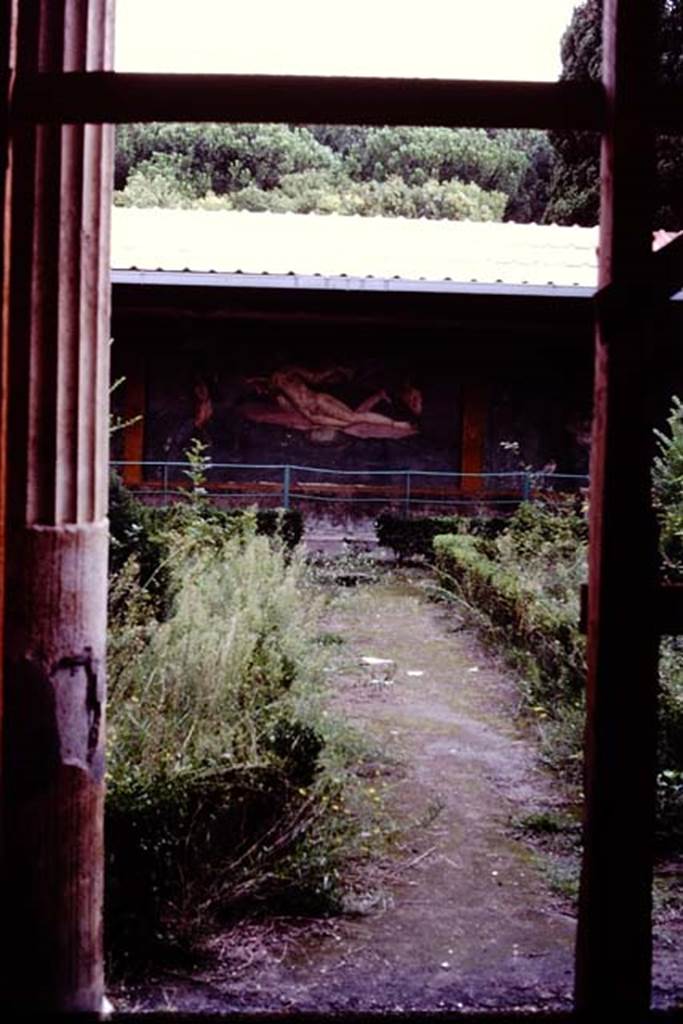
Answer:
375 512 508 560
433 493 683 843
432 501 588 778
653 399 683 841
433 531 586 707
109 472 303 612
106 521 371 964
654 395 683 581
493 499 588 618
109 472 172 617
145 503 303 551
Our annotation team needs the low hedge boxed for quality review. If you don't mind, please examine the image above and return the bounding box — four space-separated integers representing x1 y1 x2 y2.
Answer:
433 533 586 704
145 504 303 550
254 508 304 548
375 512 508 560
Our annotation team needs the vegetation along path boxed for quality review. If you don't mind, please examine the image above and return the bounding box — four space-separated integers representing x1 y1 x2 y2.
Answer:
116 570 681 1014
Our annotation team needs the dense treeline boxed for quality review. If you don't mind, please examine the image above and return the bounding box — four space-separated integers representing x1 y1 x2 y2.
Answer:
546 0 683 226
114 2 682 227
114 123 554 223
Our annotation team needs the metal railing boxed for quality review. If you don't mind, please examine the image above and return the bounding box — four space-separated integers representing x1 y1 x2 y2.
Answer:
111 461 589 515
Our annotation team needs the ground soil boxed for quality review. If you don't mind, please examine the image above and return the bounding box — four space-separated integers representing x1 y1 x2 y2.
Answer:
111 569 682 1014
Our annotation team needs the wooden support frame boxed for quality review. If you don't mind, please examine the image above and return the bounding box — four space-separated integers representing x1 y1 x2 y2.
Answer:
9 71 683 133
0 0 15 778
1 0 682 1016
13 73 606 129
1 0 114 1013
575 0 661 1013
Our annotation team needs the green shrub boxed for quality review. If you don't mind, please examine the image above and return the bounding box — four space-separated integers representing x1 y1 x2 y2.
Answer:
654 395 683 581
493 500 588 620
502 498 588 551
145 503 303 550
254 508 304 548
433 500 683 842
659 639 683 775
375 512 507 561
433 532 586 705
653 400 683 841
109 471 303 615
109 472 172 617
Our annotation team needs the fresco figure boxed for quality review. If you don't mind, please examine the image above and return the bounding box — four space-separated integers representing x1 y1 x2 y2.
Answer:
241 365 419 442
192 376 214 430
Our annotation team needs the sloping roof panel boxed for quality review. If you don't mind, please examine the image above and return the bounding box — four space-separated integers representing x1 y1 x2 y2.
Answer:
110 208 601 290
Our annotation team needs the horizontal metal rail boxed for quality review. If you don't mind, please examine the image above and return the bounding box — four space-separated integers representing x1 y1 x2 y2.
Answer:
112 461 589 514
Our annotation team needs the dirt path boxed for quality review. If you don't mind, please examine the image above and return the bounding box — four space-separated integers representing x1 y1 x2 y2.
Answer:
114 573 681 1014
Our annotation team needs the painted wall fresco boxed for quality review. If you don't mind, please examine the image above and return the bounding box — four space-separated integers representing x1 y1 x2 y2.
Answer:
143 340 461 473
112 313 599 487
484 375 592 479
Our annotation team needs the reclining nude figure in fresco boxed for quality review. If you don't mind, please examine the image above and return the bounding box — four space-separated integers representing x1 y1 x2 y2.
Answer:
241 365 419 441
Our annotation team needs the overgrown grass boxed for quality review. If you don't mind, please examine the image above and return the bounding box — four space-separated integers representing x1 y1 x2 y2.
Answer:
106 504 382 969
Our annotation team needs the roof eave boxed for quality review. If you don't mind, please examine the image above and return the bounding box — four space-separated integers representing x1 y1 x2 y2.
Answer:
110 268 598 300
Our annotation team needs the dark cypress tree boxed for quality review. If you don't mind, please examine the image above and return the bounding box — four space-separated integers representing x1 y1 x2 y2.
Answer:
545 0 683 228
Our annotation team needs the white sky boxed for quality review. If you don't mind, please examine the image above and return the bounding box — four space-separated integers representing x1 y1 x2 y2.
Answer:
115 1 580 81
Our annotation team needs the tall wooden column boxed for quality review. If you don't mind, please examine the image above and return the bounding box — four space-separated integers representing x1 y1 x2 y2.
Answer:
119 343 145 486
0 1 16 763
0 1 114 1013
575 0 659 1012
461 379 488 493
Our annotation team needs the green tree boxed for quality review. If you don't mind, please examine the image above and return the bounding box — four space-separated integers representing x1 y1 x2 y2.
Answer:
311 125 553 222
338 126 527 196
218 171 507 221
115 123 340 195
495 131 555 223
115 122 556 222
545 0 683 227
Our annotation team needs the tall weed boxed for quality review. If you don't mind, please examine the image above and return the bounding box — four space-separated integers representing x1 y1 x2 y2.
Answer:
107 517 375 965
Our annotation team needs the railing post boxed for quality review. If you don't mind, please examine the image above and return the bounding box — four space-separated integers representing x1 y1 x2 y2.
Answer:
283 464 291 509
163 462 168 502
522 472 531 502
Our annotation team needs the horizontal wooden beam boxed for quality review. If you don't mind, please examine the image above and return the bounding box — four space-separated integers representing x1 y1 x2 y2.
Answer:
11 72 607 129
652 233 683 301
596 233 683 322
580 583 683 636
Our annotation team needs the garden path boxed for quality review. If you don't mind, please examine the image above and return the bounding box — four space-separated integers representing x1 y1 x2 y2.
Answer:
114 572 682 1013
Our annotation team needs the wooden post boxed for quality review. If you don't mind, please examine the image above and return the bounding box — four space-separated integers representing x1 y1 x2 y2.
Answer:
574 0 659 1013
461 379 488 493
119 344 145 486
0 0 114 1013
0 0 17 775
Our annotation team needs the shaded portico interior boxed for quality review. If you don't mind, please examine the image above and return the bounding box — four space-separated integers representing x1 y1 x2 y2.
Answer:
1 0 682 1016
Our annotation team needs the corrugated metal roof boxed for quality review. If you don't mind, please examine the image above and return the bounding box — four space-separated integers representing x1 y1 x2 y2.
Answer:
110 207 601 290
